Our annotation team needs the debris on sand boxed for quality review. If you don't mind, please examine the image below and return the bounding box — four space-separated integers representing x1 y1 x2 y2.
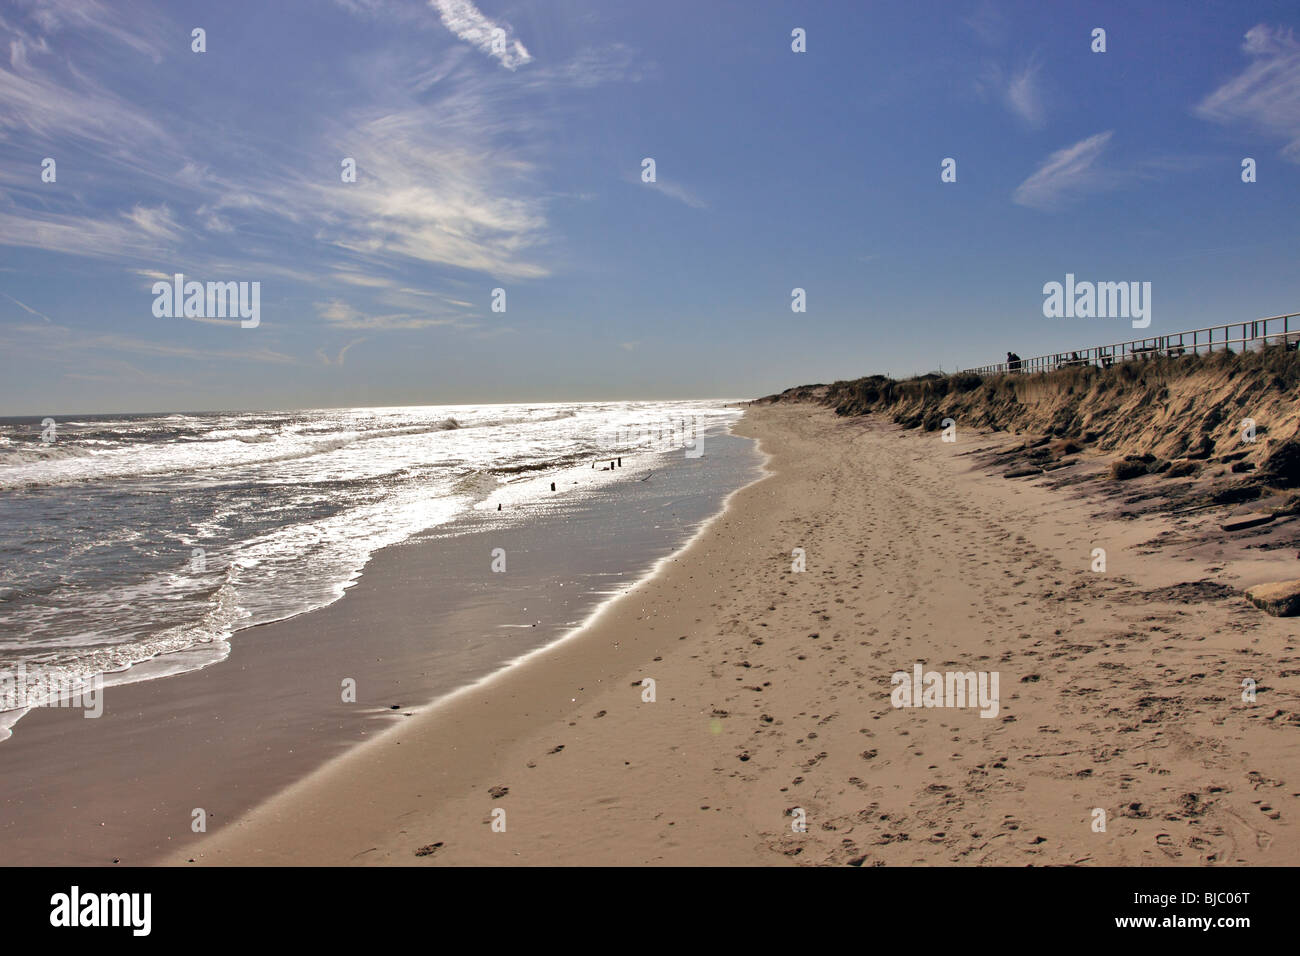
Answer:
1245 579 1300 617
1220 513 1275 532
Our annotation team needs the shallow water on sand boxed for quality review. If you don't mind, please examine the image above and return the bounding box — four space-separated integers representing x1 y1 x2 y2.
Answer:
0 400 742 739
0 419 762 864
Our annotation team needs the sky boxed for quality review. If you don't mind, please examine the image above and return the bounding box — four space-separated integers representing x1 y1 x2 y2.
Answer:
1 0 1298 414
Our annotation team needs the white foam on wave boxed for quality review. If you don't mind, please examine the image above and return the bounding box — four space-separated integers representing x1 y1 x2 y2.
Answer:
0 399 746 740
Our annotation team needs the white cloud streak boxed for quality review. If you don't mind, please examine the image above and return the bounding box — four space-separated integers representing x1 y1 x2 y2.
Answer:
314 299 463 331
430 0 532 70
316 337 368 366
1196 24 1300 162
1012 131 1114 210
2 292 54 323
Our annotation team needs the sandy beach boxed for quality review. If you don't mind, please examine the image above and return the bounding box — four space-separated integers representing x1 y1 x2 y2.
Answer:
167 404 1300 866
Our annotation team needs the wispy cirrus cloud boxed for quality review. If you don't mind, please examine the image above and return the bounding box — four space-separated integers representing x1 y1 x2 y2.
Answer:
2 292 54 323
1012 131 1115 210
314 299 464 331
1006 60 1046 127
316 337 368 366
332 270 399 289
1196 24 1300 162
649 179 707 209
0 205 177 260
430 0 531 70
977 57 1046 128
11 0 164 62
0 41 167 151
0 11 553 289
540 43 649 88
123 204 181 240
630 172 707 210
315 107 552 277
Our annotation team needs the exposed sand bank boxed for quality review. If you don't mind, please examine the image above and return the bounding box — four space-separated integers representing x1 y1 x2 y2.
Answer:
169 405 1300 866
779 348 1300 486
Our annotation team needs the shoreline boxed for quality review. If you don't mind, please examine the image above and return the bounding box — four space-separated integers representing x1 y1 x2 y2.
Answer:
0 422 761 866
170 403 1299 866
0 401 743 744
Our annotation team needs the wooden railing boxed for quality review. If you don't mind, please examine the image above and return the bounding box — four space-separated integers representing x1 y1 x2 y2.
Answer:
961 313 1300 375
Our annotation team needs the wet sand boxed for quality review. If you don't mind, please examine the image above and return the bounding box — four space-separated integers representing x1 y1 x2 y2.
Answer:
0 428 760 865
167 405 1300 866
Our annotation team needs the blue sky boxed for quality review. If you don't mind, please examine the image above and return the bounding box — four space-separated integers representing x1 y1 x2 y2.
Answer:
1 0 1298 414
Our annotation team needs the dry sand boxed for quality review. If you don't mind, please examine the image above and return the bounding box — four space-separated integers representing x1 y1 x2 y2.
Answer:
168 404 1300 866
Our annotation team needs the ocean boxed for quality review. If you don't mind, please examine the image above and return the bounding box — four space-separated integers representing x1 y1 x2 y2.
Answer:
0 400 745 740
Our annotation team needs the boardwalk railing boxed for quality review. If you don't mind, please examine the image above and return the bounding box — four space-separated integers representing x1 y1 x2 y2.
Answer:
961 313 1300 376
